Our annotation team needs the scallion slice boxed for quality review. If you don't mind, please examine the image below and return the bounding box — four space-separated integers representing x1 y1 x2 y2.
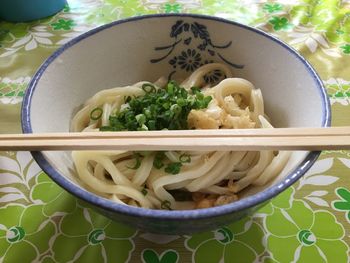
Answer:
142 83 156 93
179 153 191 163
161 200 172 210
165 162 182 174
90 107 103 120
126 153 142 170
141 187 148 196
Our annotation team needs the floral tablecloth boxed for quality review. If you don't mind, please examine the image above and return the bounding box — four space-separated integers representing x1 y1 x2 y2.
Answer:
1 0 350 262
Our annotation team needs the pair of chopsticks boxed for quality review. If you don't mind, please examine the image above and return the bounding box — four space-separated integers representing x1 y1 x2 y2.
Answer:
0 127 350 151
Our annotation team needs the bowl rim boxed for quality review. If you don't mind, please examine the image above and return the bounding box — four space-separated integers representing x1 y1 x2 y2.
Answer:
21 13 331 220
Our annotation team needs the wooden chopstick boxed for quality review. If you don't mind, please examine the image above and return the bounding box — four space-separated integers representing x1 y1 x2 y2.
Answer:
0 127 350 151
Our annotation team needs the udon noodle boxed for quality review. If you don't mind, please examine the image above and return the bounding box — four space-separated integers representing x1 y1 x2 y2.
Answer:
71 63 291 210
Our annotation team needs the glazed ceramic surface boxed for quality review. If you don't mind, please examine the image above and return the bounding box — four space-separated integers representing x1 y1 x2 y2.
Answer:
0 0 67 22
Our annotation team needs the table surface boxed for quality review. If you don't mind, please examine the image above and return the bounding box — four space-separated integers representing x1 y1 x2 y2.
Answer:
1 0 350 262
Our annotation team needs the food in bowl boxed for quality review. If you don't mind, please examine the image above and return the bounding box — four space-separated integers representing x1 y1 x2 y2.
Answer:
22 14 330 233
70 63 291 210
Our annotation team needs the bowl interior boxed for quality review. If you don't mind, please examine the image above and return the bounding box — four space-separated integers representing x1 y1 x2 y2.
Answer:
23 15 329 213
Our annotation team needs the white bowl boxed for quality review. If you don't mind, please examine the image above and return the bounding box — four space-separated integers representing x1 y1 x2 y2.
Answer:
22 14 330 234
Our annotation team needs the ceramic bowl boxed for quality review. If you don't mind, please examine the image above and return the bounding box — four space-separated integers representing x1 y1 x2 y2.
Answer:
21 14 330 234
0 0 67 22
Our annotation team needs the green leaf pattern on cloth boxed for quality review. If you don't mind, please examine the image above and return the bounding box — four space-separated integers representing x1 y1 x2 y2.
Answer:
185 217 265 263
51 206 136 262
340 44 350 54
30 172 77 216
142 249 179 263
325 78 350 105
1 0 350 262
269 16 292 31
257 186 295 216
0 204 56 262
51 19 76 30
265 200 349 262
263 3 283 14
333 187 350 223
163 3 182 14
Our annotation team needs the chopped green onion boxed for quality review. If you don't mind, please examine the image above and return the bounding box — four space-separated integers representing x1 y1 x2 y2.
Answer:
90 107 103 120
161 200 172 210
170 104 181 116
203 96 212 106
126 153 142 169
162 102 170 109
153 152 166 169
142 83 156 93
167 82 174 95
144 109 152 119
99 81 213 132
196 92 204 100
108 116 125 130
147 120 156 130
179 153 191 163
176 98 186 107
135 114 146 125
138 124 149 131
141 187 148 196
191 86 201 94
165 162 182 174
